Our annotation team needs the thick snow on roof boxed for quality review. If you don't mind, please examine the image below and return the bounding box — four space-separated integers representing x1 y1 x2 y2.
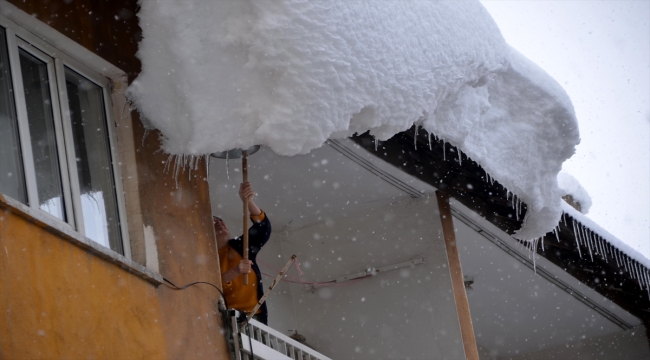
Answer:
127 0 579 240
557 171 592 214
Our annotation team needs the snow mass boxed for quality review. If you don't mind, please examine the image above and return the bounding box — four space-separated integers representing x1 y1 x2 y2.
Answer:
126 0 580 240
557 171 592 214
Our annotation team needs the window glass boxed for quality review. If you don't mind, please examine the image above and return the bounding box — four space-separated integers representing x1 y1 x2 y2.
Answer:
65 68 122 253
19 49 66 220
0 28 27 203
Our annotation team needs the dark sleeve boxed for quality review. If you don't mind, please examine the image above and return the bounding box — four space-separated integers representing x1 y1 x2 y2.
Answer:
228 214 271 261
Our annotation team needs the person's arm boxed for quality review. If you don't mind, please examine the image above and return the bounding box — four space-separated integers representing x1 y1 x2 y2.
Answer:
240 182 261 217
234 182 272 257
222 259 253 283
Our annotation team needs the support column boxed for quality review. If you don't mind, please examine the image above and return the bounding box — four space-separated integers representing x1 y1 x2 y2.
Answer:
436 191 479 360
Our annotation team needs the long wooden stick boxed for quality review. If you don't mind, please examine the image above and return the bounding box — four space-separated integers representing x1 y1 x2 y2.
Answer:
242 150 249 285
436 191 479 360
245 255 297 324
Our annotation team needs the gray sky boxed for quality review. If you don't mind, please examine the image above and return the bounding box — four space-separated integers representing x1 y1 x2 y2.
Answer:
481 0 650 257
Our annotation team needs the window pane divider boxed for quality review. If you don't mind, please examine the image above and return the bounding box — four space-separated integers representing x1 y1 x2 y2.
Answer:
54 57 85 236
5 27 38 209
45 50 75 228
102 86 132 260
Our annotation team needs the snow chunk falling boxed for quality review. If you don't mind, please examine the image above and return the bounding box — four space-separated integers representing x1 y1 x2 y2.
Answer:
127 0 580 240
557 171 592 214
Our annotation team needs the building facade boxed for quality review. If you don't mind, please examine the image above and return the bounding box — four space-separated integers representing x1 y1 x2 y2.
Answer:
1 1 649 359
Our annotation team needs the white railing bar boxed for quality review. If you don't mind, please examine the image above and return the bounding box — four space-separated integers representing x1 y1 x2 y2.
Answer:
240 334 293 360
246 319 331 359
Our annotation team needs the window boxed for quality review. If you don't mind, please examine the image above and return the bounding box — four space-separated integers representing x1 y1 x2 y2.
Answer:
0 25 127 255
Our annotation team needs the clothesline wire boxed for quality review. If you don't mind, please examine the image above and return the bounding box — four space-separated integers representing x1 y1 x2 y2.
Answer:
257 257 370 288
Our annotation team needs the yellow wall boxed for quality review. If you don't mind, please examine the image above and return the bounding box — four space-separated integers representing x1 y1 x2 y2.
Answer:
0 209 168 359
1 2 231 358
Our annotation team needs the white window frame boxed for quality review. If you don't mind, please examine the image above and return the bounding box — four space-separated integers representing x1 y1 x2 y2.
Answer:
0 14 132 259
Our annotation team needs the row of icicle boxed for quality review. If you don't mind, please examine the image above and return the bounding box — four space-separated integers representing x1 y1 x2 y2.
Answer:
559 213 650 298
509 190 650 299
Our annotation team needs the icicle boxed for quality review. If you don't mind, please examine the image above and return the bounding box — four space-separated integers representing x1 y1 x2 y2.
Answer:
594 233 606 262
187 155 195 181
414 126 418 150
585 227 596 258
374 137 379 151
583 228 592 255
515 199 521 221
599 237 609 263
626 258 632 275
553 226 560 242
591 231 599 256
614 249 621 269
172 155 183 188
637 264 643 285
591 236 609 264
572 220 583 259
532 238 538 273
607 242 613 259
638 264 645 287
442 142 446 161
226 151 230 180
511 194 515 209
580 224 594 262
626 258 633 276
427 131 432 151
540 236 545 252
562 213 567 226
457 149 462 165
634 262 641 285
618 250 624 270
581 225 589 250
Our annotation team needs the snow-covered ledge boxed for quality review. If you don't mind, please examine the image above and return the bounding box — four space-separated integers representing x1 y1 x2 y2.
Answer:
0 194 163 286
127 0 580 240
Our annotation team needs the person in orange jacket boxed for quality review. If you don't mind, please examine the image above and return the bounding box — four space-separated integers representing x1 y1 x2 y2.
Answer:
214 182 271 324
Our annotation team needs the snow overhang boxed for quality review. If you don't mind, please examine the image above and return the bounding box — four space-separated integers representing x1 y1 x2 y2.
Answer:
557 171 592 214
126 0 580 240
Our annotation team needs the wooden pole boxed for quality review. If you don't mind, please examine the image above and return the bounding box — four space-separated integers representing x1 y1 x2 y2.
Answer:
242 150 249 285
244 255 297 325
436 190 479 360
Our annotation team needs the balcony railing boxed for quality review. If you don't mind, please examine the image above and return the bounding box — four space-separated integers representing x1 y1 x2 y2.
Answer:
229 312 331 360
